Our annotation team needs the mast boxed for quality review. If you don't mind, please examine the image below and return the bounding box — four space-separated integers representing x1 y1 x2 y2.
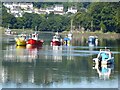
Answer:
8 24 9 29
23 26 24 32
91 21 93 32
70 19 73 33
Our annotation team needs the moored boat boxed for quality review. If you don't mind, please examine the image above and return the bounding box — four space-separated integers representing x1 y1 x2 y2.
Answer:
15 34 27 46
88 36 98 46
63 36 71 46
51 32 63 46
26 32 44 47
67 32 72 40
5 28 12 35
93 48 114 65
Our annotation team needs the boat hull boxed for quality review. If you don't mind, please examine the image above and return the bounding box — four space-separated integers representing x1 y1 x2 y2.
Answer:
15 38 26 46
27 39 43 46
63 40 70 46
93 58 114 65
51 41 61 46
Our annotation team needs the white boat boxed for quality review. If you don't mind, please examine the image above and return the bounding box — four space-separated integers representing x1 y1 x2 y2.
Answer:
93 48 114 65
51 32 62 46
5 28 12 35
88 36 98 46
68 32 72 40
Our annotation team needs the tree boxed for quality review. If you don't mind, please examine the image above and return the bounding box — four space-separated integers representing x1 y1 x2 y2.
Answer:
2 5 17 28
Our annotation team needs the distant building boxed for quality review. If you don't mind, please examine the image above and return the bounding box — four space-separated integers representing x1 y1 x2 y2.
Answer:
19 2 33 10
38 9 47 14
46 7 54 14
24 8 33 13
3 2 13 8
3 2 33 17
34 8 47 14
3 2 33 10
54 4 64 12
54 11 64 15
67 7 77 14
3 3 79 17
10 8 23 17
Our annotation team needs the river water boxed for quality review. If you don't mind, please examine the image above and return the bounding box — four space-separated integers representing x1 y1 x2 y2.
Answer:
0 32 119 89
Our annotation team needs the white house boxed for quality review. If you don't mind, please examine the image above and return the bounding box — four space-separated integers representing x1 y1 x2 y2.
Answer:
24 8 33 13
3 2 33 10
10 8 22 14
54 4 64 12
67 7 77 14
54 11 64 15
20 3 33 10
3 2 13 8
46 7 54 14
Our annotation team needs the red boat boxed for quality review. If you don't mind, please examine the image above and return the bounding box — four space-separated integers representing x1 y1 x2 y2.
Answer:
51 34 62 46
27 32 44 47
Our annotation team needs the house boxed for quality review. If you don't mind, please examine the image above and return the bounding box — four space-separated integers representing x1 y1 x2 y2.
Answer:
3 2 33 10
54 4 64 12
10 7 23 17
46 7 54 14
19 2 33 10
67 7 77 14
38 9 47 14
24 8 33 13
3 2 33 17
54 11 64 15
3 2 13 8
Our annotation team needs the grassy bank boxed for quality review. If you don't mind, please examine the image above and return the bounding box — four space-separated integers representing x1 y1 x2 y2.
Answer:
0 27 120 39
0 27 33 34
62 30 120 39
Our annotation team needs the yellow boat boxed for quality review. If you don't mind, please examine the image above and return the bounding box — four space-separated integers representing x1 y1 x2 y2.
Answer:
15 38 26 46
15 34 26 46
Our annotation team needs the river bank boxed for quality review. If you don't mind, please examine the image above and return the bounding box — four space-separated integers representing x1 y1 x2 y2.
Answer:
0 27 120 39
62 30 120 40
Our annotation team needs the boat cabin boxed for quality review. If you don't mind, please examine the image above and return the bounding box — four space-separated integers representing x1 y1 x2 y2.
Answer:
88 36 97 42
52 35 60 41
30 32 39 40
93 48 114 64
68 33 72 40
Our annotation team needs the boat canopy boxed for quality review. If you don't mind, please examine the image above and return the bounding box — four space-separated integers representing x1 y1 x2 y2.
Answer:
97 49 113 60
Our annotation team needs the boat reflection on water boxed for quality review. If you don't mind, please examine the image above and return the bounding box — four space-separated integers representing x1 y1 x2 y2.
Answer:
16 46 26 49
93 63 114 80
88 41 98 51
52 45 62 61
64 46 74 60
26 45 43 61
3 45 41 63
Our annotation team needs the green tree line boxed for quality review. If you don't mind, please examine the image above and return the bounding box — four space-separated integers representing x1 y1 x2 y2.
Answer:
73 2 120 33
1 2 120 33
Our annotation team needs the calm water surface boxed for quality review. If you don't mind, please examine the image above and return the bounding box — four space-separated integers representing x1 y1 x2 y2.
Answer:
0 32 119 88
